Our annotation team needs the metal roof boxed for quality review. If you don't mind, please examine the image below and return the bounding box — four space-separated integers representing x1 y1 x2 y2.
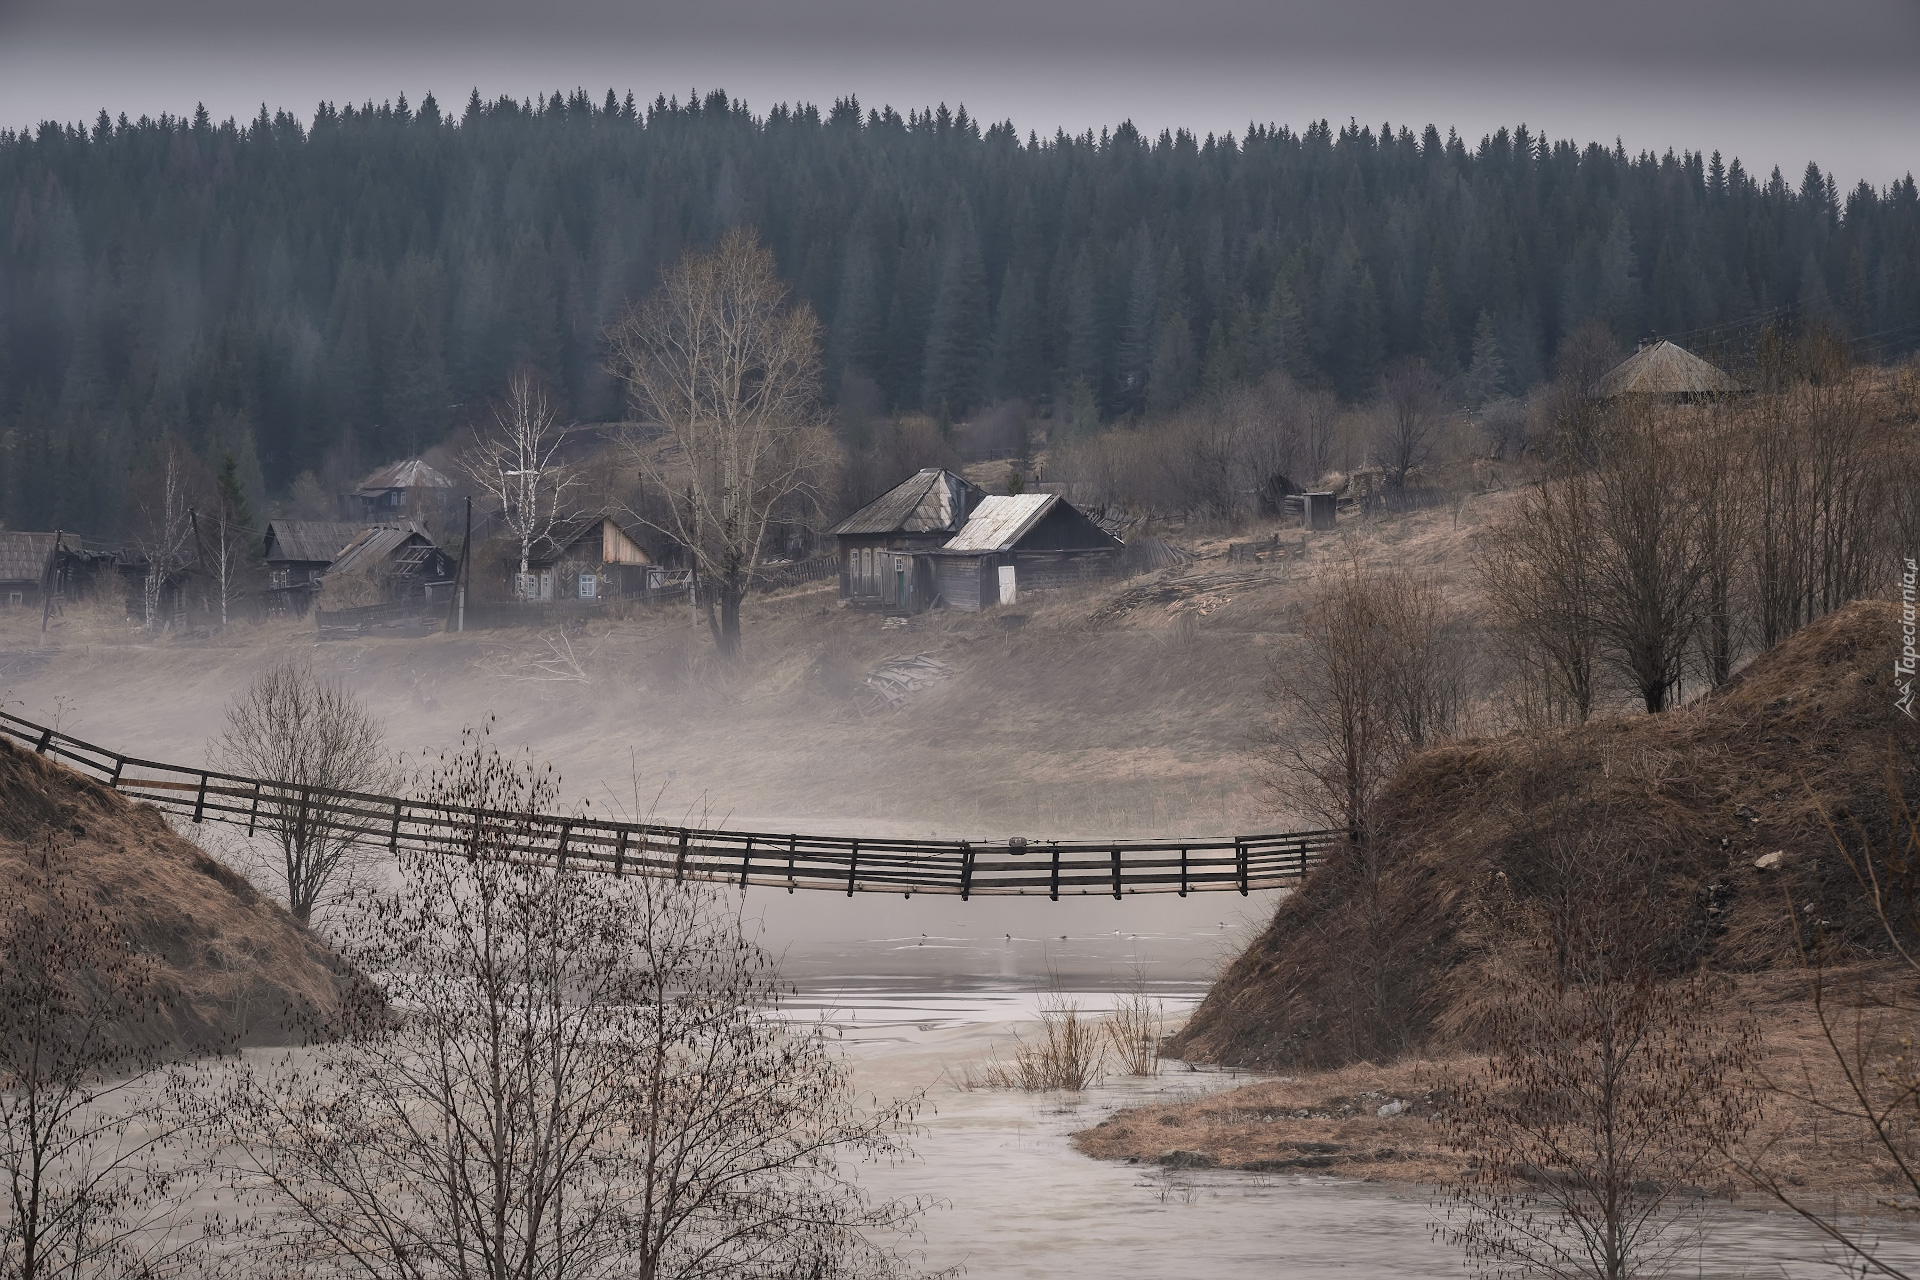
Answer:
352 458 453 496
940 494 1059 553
264 521 370 565
829 468 982 536
1597 341 1742 398
325 523 438 577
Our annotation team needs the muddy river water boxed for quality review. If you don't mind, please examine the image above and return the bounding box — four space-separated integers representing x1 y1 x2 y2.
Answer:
765 903 1920 1280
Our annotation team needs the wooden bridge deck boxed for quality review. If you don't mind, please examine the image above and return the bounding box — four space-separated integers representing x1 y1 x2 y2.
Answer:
0 711 1337 899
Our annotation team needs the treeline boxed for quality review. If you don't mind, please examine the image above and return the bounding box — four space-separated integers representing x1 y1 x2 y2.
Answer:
2 86 1918 537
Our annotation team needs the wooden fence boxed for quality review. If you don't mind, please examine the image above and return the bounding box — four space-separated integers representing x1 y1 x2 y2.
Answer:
0 711 1337 899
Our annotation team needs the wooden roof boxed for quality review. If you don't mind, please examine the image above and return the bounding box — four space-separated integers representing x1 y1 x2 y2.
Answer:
0 532 57 584
1597 341 1742 398
830 468 982 537
264 521 370 565
352 458 453 496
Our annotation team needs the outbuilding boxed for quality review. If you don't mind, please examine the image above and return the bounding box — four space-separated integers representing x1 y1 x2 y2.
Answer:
1596 340 1742 401
322 522 454 603
929 493 1123 612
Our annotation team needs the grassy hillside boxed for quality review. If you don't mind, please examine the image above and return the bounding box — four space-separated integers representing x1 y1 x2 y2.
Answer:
1168 598 1919 1069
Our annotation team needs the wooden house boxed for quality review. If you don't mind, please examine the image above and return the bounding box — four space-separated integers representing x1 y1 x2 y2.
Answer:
346 458 456 524
929 494 1123 611
264 520 370 614
322 522 454 602
520 514 659 601
829 468 984 612
0 532 60 609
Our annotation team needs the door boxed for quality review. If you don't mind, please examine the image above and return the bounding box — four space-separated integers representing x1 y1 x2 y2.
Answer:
895 555 908 610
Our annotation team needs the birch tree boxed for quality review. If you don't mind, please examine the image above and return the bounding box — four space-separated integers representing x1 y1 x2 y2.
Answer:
606 228 832 657
459 370 578 596
127 438 209 634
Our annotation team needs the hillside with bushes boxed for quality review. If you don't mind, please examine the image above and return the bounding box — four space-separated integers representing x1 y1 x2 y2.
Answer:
1169 598 1919 1069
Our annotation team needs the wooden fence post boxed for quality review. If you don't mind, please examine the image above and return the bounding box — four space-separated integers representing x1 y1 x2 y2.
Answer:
389 798 402 853
1110 847 1122 899
845 841 859 896
613 827 628 877
1049 844 1060 901
738 837 754 889
247 782 262 836
674 831 689 882
786 835 797 893
959 842 974 901
556 821 572 872
1236 839 1248 896
1178 846 1188 897
193 772 210 823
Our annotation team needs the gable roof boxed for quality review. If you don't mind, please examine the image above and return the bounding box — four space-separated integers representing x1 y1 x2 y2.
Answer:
942 494 1061 553
829 468 982 537
353 458 453 496
526 514 654 565
325 523 439 577
264 521 370 565
0 532 58 583
1597 340 1742 398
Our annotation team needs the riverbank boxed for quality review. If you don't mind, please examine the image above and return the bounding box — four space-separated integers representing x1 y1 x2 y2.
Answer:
1073 966 1914 1211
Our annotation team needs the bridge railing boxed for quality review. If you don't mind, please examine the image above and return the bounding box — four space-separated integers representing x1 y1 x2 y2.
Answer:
0 710 1339 898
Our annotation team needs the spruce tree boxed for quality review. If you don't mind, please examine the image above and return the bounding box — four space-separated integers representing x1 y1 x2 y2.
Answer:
1461 310 1506 407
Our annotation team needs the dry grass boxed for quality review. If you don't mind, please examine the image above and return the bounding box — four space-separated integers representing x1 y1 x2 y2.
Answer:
1079 967 1915 1210
0 736 357 1051
962 997 1105 1092
1171 598 1920 1069
1103 986 1165 1077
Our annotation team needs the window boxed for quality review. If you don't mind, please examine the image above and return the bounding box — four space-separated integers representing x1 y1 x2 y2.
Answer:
578 573 597 600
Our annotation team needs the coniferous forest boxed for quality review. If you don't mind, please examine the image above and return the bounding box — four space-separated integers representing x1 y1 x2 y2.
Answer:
1 87 1917 536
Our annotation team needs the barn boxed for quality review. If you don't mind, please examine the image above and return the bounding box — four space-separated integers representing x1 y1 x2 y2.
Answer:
264 520 371 611
829 467 984 612
929 493 1123 612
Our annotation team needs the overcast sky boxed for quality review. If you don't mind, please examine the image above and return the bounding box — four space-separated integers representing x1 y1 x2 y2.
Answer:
2 0 1915 182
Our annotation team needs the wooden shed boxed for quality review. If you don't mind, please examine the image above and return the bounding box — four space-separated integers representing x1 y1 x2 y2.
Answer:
930 494 1123 611
322 522 453 603
829 468 984 612
347 458 456 524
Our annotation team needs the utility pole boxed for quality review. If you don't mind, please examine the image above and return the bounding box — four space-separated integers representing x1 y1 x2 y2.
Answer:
444 496 471 633
38 530 62 640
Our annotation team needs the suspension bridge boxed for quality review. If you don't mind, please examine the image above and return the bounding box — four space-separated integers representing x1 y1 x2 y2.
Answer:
0 710 1338 899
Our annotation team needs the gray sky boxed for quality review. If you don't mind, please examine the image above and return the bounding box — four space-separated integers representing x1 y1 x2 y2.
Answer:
2 0 1915 181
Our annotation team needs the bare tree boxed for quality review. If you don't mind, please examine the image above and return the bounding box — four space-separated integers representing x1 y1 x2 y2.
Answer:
0 835 204 1280
1476 460 1600 726
211 728 926 1280
607 227 833 658
213 657 388 925
1725 770 1920 1278
1747 332 1890 648
1438 836 1762 1280
1588 399 1708 713
459 369 579 596
1266 557 1465 837
127 438 211 635
1373 356 1447 491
